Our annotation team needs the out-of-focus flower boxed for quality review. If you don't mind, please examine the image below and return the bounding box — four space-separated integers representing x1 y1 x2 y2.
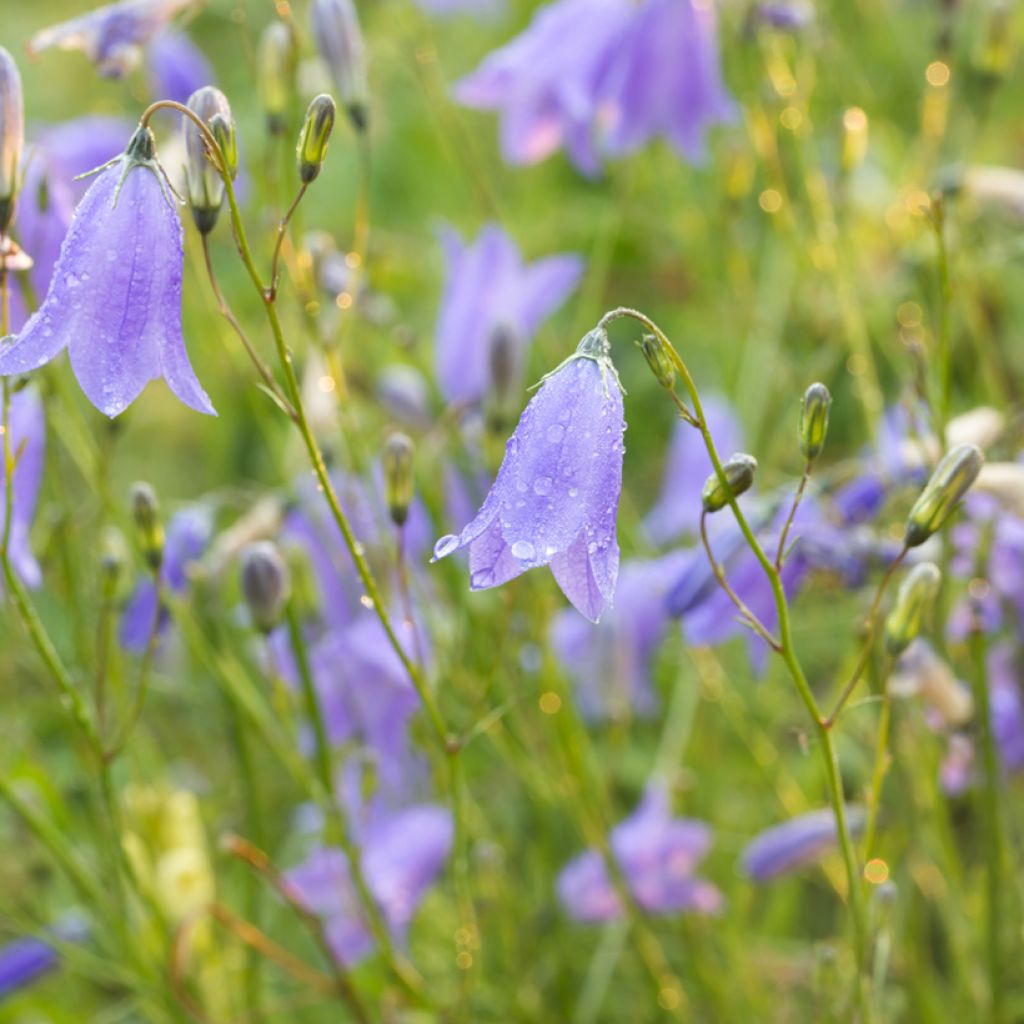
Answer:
890 640 974 728
147 28 214 105
285 802 452 965
749 2 814 32
973 462 1024 519
120 506 212 652
433 328 625 622
28 0 201 79
644 397 743 544
434 223 582 406
0 126 215 417
550 551 688 720
258 21 298 136
740 807 866 882
0 47 24 236
310 0 369 130
240 541 291 633
376 364 432 426
990 643 1024 774
454 0 733 175
557 784 722 921
0 917 88 1001
1 388 45 590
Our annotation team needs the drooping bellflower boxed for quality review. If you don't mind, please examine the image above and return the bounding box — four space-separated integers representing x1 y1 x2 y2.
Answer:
28 0 201 79
557 784 722 921
434 222 582 405
454 0 733 176
433 327 625 622
0 125 215 418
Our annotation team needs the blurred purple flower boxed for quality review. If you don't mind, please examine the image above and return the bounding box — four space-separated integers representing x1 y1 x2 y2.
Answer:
741 807 866 882
644 397 743 544
10 117 133 331
285 803 452 966
120 505 212 653
273 613 424 794
147 28 214 105
435 223 582 405
550 551 688 720
989 643 1024 774
454 0 733 175
557 784 721 921
0 127 215 418
1 388 45 590
0 916 88 1001
751 2 814 32
433 330 624 622
29 0 200 79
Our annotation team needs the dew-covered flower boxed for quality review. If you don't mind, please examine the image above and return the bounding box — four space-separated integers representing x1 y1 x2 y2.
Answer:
147 28 215 105
29 0 201 79
285 803 452 966
434 223 582 405
550 551 688 720
1 388 46 590
557 784 721 921
740 807 866 882
454 0 733 175
0 125 215 418
433 328 625 622
120 506 212 653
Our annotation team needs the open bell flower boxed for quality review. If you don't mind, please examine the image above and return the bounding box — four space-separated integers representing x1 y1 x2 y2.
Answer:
0 124 215 418
432 327 625 622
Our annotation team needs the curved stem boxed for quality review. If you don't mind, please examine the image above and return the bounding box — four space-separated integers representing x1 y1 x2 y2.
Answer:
268 184 307 301
775 466 810 570
600 306 871 1021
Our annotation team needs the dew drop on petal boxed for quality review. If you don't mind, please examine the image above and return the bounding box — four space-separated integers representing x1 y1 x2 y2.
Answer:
434 534 460 559
533 476 553 496
568 487 579 498
546 424 564 443
511 540 536 561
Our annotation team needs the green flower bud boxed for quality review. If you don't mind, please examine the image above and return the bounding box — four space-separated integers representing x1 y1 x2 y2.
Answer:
885 561 941 656
799 382 831 463
130 482 164 574
639 333 675 390
184 87 235 235
905 443 984 548
258 21 297 136
0 46 23 235
382 432 415 527
297 94 337 184
100 527 129 603
240 541 291 633
702 453 758 514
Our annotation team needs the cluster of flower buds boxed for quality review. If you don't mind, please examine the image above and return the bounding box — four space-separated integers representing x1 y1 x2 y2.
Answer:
184 86 238 235
702 453 757 514
904 443 984 548
130 482 164 574
885 561 941 656
0 46 24 237
240 540 291 633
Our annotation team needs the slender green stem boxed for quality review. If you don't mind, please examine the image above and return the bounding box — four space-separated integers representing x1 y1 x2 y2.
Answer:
285 602 333 796
775 466 810 570
600 307 872 1022
931 195 953 447
862 655 895 861
969 620 1005 1024
268 184 308 301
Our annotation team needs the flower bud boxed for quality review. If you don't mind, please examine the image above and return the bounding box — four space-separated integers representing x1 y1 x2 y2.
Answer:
0 47 22 236
885 562 941 656
485 324 522 432
382 432 415 527
258 21 297 136
904 444 983 548
639 333 675 390
798 382 831 463
130 482 164 573
297 94 336 184
702 453 758 514
100 527 129 602
240 541 290 633
310 0 369 132
184 87 235 235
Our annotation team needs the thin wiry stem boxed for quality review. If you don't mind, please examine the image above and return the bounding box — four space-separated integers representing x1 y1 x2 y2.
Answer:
774 466 810 571
268 184 308 301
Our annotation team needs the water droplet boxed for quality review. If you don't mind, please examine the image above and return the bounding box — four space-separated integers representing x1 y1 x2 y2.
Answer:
533 476 553 496
511 540 536 561
546 424 565 443
433 534 459 559
359 595 374 609
568 487 579 498
516 480 528 493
